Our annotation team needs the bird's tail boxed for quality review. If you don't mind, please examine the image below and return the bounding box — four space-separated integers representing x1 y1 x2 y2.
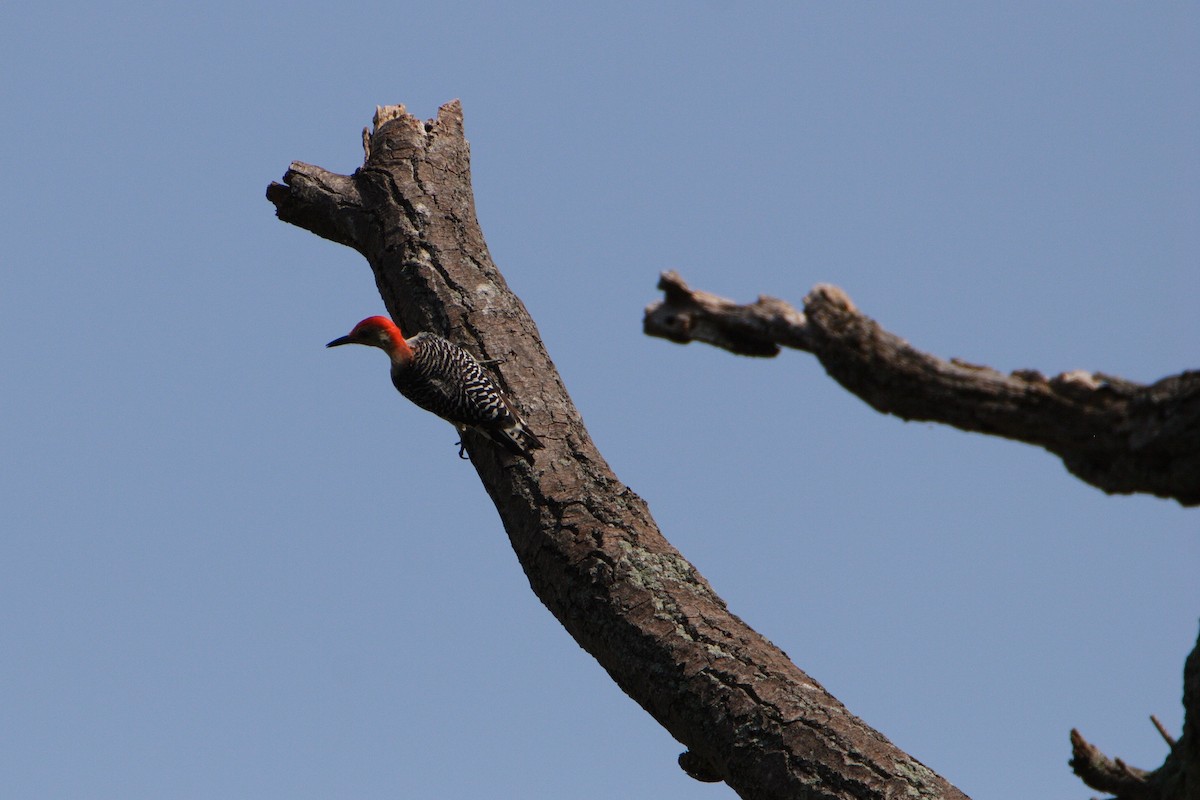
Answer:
485 422 544 463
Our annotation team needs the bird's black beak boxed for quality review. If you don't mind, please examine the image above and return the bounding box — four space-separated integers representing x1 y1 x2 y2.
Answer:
326 334 358 348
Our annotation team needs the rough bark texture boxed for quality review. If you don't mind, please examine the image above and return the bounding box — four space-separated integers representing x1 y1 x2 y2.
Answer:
267 102 968 799
644 271 1200 506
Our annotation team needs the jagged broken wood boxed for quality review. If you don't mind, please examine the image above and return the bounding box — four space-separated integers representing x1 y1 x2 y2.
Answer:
267 102 969 800
644 270 1200 506
1069 651 1198 800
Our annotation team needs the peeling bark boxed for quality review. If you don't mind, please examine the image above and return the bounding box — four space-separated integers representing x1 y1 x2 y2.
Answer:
267 102 967 799
644 271 1200 506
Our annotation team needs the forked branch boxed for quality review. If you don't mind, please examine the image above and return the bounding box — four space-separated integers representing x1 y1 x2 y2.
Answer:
1068 624 1198 799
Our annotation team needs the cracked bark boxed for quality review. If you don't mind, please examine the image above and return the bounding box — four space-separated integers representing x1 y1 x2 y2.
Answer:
644 271 1200 506
267 102 968 799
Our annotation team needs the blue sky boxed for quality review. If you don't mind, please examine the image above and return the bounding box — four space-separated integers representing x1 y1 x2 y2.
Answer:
2 3 1197 798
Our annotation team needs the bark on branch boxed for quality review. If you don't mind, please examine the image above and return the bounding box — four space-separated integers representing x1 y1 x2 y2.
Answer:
267 102 967 799
644 271 1200 506
1068 625 1198 800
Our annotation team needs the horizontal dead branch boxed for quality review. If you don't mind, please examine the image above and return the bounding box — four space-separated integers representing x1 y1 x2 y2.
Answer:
645 271 1200 506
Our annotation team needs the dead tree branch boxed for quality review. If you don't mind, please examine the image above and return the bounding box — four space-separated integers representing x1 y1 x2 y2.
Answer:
1069 626 1198 799
267 102 968 800
644 271 1200 506
1070 729 1158 799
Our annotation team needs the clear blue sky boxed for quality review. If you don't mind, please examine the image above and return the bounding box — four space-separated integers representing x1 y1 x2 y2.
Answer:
3 3 1197 798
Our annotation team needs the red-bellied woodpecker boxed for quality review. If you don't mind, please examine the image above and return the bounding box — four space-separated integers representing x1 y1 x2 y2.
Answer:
326 316 544 463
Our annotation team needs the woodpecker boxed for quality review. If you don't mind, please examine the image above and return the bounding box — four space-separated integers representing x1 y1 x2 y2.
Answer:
326 316 543 463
